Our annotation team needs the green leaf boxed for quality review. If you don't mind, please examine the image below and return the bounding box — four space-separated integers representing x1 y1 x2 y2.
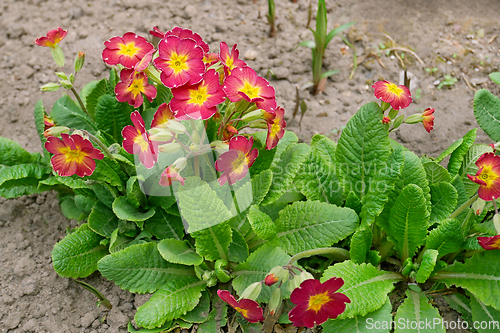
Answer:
433 251 500 309
98 242 195 294
386 184 430 262
360 149 404 228
89 156 126 188
92 182 118 208
176 177 233 233
155 84 173 106
447 128 477 176
74 194 95 214
298 40 316 48
107 68 119 94
321 261 400 319
84 79 107 119
228 228 249 262
322 298 392 333
112 196 155 227
88 201 120 237
394 289 445 333
127 176 147 208
336 102 392 199
33 99 48 155
275 201 359 255
426 218 462 257
144 209 184 240
94 94 133 143
263 143 311 205
350 228 373 264
247 205 276 240
415 249 439 283
0 137 43 166
325 21 356 46
319 70 340 79
180 291 210 323
469 293 500 333
460 144 494 197
0 163 51 198
59 196 85 220
134 277 206 329
50 95 96 133
197 299 227 333
157 239 203 266
233 244 293 302
443 294 474 329
474 89 500 142
52 228 108 278
191 222 232 262
423 162 451 184
109 229 134 253
429 182 458 223
435 138 463 163
127 321 173 332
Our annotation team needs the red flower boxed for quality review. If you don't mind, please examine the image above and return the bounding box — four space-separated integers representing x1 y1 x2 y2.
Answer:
422 108 435 133
203 52 220 67
154 35 205 88
45 133 104 177
122 111 158 169
264 273 279 287
478 235 500 250
34 27 67 48
165 27 209 54
288 277 350 328
149 26 165 39
115 69 156 108
264 106 286 150
217 290 264 323
382 116 391 125
215 136 258 186
170 69 226 120
223 67 277 113
467 152 500 201
102 32 154 69
219 42 247 75
372 80 412 110
44 114 55 131
151 103 176 129
159 166 185 186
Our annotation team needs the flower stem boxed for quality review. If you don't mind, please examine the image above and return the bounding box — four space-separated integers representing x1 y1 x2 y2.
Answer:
81 130 114 160
70 87 89 117
448 194 479 219
287 247 350 266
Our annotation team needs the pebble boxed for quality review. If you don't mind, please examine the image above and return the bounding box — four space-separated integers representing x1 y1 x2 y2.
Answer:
272 67 290 80
81 310 99 328
184 5 197 19
244 49 258 60
106 308 130 328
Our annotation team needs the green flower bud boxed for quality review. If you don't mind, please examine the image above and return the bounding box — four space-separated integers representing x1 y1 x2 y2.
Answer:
51 45 65 67
55 72 68 80
172 157 187 172
472 198 486 215
158 142 182 154
166 121 186 134
249 120 268 129
240 282 262 301
494 214 500 235
381 101 391 111
404 113 424 124
43 126 70 138
40 82 60 92
74 51 85 73
265 266 289 286
69 73 75 84
241 109 265 122
392 114 405 130
388 108 398 119
268 288 282 316
149 128 173 142
60 79 73 89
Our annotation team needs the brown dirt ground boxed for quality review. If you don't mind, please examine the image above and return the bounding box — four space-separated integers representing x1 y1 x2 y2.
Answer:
2 0 500 332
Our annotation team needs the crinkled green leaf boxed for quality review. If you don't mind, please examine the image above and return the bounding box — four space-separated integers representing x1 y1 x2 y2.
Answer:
474 89 500 142
469 292 500 333
435 138 464 163
157 239 203 266
84 79 107 119
91 182 118 208
448 128 477 176
98 242 195 294
335 102 392 199
386 184 430 262
228 227 249 262
74 194 95 214
180 290 210 324
322 298 392 333
191 222 232 262
433 251 500 310
134 277 206 329
52 228 108 278
350 227 373 264
88 201 119 237
0 137 46 166
321 261 400 319
113 196 155 228
33 99 49 157
423 161 451 184
60 196 85 220
143 209 184 241
127 176 147 208
275 201 359 255
50 95 96 133
443 294 474 329
415 249 439 283
89 157 126 188
94 94 133 144
394 289 445 333
247 205 276 240
109 228 134 253
0 163 51 198
429 182 458 223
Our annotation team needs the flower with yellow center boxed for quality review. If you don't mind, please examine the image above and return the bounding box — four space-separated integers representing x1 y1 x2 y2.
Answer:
217 290 264 323
468 152 500 201
103 32 153 69
372 80 412 110
115 70 156 108
122 111 158 169
215 136 258 186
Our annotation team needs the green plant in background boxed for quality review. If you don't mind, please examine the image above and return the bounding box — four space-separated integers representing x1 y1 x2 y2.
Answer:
267 0 276 38
298 0 355 94
438 74 458 89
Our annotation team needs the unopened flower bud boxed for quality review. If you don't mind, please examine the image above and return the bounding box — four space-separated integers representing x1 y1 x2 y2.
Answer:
388 108 398 119
60 79 73 89
149 128 173 142
239 282 262 301
55 72 68 80
69 73 75 84
191 129 201 145
172 157 187 171
392 114 405 129
287 271 313 293
158 142 181 154
249 120 268 129
40 82 60 92
382 117 391 125
404 113 424 124
494 214 500 235
74 51 85 73
265 266 289 286
472 198 486 215
43 126 70 138
166 121 186 134
265 274 279 287
268 288 282 316
51 45 65 68
242 109 265 122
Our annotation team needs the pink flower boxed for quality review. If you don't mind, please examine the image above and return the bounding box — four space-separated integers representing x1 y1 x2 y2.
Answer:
217 290 264 323
159 166 185 186
422 108 435 133
154 35 205 88
102 32 154 69
467 152 500 201
115 69 156 108
151 103 176 129
477 235 500 250
372 80 412 110
149 26 165 39
34 27 67 48
264 106 286 150
223 67 276 112
170 69 226 120
215 136 258 186
122 111 158 169
219 42 247 75
166 27 209 54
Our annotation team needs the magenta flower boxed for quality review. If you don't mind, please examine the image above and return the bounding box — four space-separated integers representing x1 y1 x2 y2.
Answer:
115 69 156 108
217 290 264 323
122 111 158 169
215 136 258 186
102 32 154 69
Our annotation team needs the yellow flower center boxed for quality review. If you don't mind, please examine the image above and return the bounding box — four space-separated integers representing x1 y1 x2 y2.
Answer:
188 85 209 106
493 238 500 248
308 292 330 313
169 53 189 74
386 83 404 97
241 82 260 99
226 57 234 69
118 42 140 57
60 147 87 164
234 307 248 318
134 132 150 152
270 120 281 136
478 164 499 188
232 151 248 175
128 78 145 97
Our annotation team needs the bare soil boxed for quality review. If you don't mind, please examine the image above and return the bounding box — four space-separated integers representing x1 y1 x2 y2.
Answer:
2 0 499 332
